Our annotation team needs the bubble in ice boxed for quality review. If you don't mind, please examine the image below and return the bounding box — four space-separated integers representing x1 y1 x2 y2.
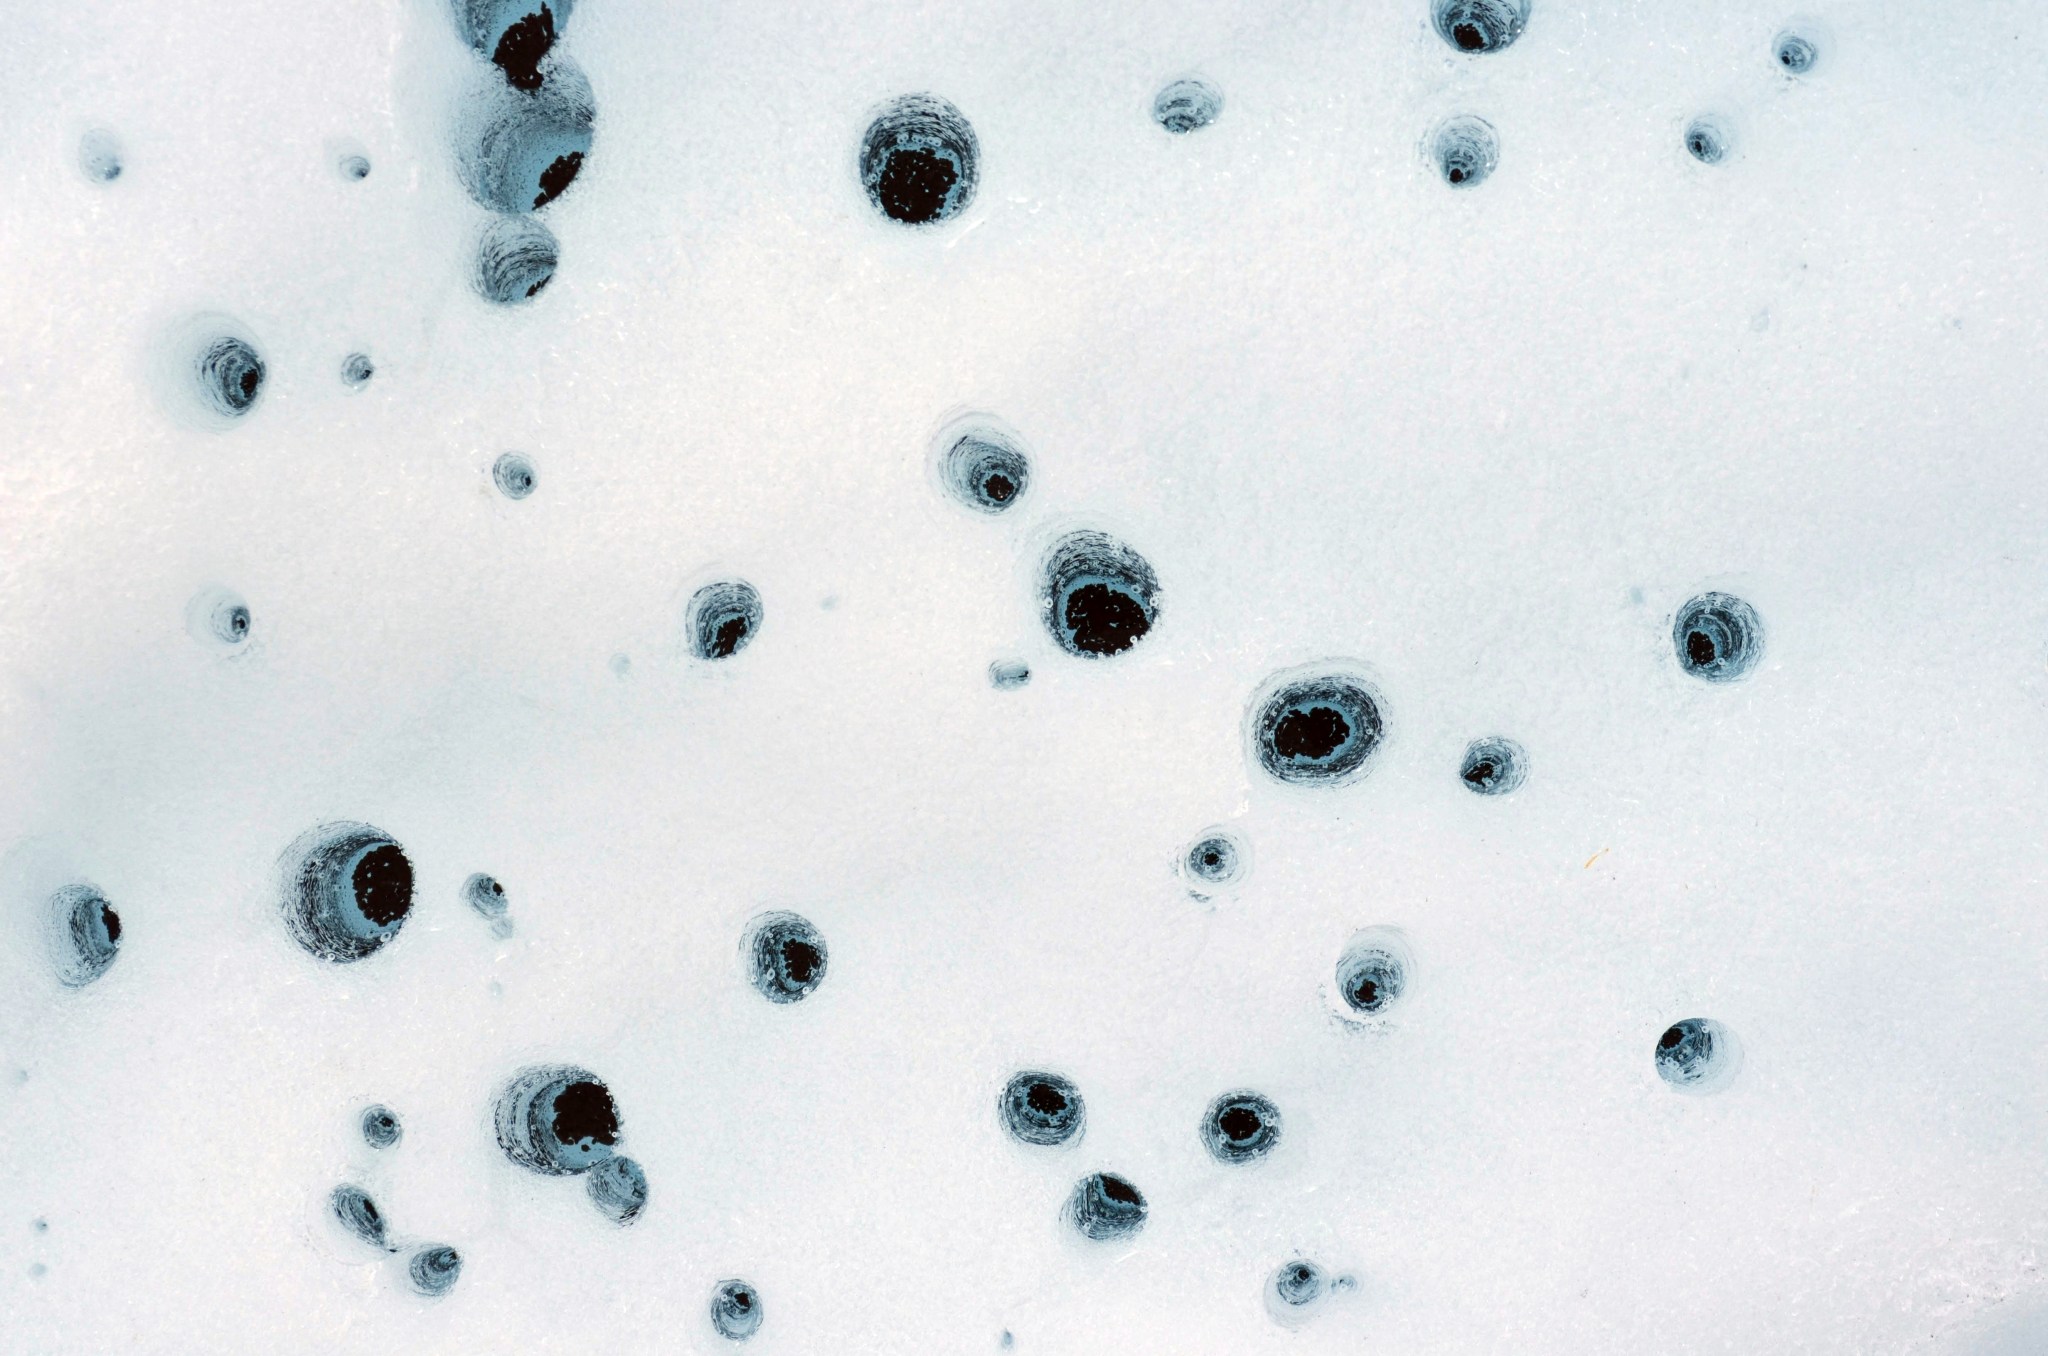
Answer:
329 1185 389 1248
1200 1091 1283 1165
338 152 371 182
495 1065 621 1175
1774 28 1822 75
186 586 251 649
1672 591 1763 683
584 1154 648 1224
1684 115 1732 165
686 580 764 661
1066 1172 1148 1242
1433 0 1529 54
1655 1018 1742 1093
1152 78 1223 134
989 659 1031 690
360 1105 403 1150
1458 736 1527 796
340 352 374 388
408 1245 462 1297
859 94 979 226
78 129 122 183
194 334 266 420
279 824 413 963
744 911 827 1004
474 214 559 305
458 0 576 91
1180 827 1248 900
936 420 1031 514
1040 530 1161 660
51 883 120 988
459 61 593 213
998 1071 1086 1148
1248 665 1386 787
463 872 509 921
1429 114 1499 188
1331 927 1413 1022
492 452 538 500
709 1278 764 1342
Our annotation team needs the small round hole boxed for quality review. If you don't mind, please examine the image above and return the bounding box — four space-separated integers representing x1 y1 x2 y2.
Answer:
408 1245 462 1297
1654 1017 1742 1093
1458 736 1527 795
1432 0 1530 54
744 911 828 1004
1066 1172 1148 1241
1672 591 1763 682
1152 78 1223 134
1330 927 1414 1023
998 1071 1086 1147
1200 1091 1283 1164
1428 114 1499 188
474 214 560 305
710 1278 764 1341
341 353 375 388
492 452 538 500
494 1064 622 1175
685 580 764 661
1684 115 1732 165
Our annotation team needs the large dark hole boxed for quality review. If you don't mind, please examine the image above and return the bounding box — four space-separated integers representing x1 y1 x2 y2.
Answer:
1453 21 1485 49
982 472 1015 503
876 147 958 225
1660 1026 1683 1049
492 6 556 92
1686 629 1718 668
711 615 750 658
551 1080 620 1147
534 150 583 209
1273 705 1350 762
1063 583 1151 656
352 845 413 927
1219 1106 1263 1141
1027 1082 1068 1115
781 939 820 984
1101 1175 1140 1205
100 903 122 944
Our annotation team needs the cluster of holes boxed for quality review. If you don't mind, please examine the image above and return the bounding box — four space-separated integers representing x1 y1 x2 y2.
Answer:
860 95 979 226
335 1107 462 1294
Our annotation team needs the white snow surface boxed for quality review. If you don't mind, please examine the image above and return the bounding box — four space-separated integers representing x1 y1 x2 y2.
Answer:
3 1 2048 1352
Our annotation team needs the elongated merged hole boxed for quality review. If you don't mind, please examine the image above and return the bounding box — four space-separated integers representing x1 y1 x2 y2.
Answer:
860 95 979 225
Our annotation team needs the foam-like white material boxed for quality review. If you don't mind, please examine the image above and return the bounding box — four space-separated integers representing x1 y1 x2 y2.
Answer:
2 1 2047 1351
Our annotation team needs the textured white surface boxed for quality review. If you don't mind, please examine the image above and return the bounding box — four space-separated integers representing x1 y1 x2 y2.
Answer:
2 1 2047 1351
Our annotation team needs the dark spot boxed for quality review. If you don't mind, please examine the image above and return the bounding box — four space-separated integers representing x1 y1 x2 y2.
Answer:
98 904 120 945
352 846 413 927
280 824 414 963
687 580 765 661
1654 1017 1739 1092
1459 736 1527 796
1659 1026 1683 1049
474 214 559 305
492 5 556 91
551 1080 620 1149
983 473 1015 502
1201 1091 1282 1164
1334 931 1411 1020
710 1279 764 1341
1068 1172 1148 1241
533 150 582 209
1672 592 1762 682
1433 0 1529 54
1040 531 1161 660
1250 669 1385 786
1270 1258 1326 1308
1000 1070 1085 1147
1684 117 1730 165
859 95 979 226
747 912 828 1003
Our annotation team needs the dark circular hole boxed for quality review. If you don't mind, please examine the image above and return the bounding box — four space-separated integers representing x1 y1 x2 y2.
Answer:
1459 736 1527 796
464 872 510 920
1671 591 1762 682
196 336 265 418
859 95 979 226
491 5 559 90
1433 0 1529 54
1250 670 1384 786
1430 114 1499 189
339 153 371 181
710 1278 764 1340
1774 30 1819 74
1334 934 1409 1018
341 352 374 387
747 912 828 1003
495 1064 621 1175
1000 1070 1086 1147
1653 1017 1738 1092
1068 1172 1148 1241
1040 530 1161 660
1201 1091 1282 1164
551 1079 620 1149
686 580 765 661
1271 1258 1326 1308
